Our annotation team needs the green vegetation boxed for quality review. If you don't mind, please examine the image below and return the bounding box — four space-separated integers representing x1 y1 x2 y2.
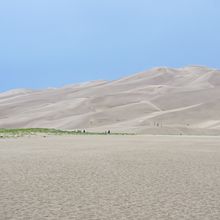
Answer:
0 128 134 138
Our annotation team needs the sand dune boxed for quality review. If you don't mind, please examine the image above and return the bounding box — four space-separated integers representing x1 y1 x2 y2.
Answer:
1 66 220 134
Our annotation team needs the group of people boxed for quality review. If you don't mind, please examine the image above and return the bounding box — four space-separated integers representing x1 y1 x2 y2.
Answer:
77 130 111 134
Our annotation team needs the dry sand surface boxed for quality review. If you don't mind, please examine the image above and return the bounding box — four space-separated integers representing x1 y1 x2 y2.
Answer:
1 135 220 220
1 66 220 135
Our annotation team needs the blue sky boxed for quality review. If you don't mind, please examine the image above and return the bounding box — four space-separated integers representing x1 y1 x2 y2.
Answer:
0 0 219 91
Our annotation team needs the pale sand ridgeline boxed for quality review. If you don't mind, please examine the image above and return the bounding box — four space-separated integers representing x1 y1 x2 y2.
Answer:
0 135 220 219
1 66 220 135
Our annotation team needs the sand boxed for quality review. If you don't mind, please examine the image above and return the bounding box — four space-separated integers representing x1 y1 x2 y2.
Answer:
1 66 220 135
1 135 220 219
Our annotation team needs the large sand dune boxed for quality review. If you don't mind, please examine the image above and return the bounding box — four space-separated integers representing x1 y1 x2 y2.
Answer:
0 135 220 219
1 66 220 134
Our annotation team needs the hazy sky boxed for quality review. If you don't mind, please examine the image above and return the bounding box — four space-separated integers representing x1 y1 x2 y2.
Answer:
0 0 219 91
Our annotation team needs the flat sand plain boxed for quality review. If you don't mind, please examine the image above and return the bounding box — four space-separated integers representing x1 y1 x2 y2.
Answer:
0 135 220 220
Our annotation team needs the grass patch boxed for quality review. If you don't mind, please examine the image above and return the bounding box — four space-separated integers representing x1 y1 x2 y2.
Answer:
0 128 134 138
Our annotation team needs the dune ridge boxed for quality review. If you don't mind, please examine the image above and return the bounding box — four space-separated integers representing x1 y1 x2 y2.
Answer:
1 66 220 135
